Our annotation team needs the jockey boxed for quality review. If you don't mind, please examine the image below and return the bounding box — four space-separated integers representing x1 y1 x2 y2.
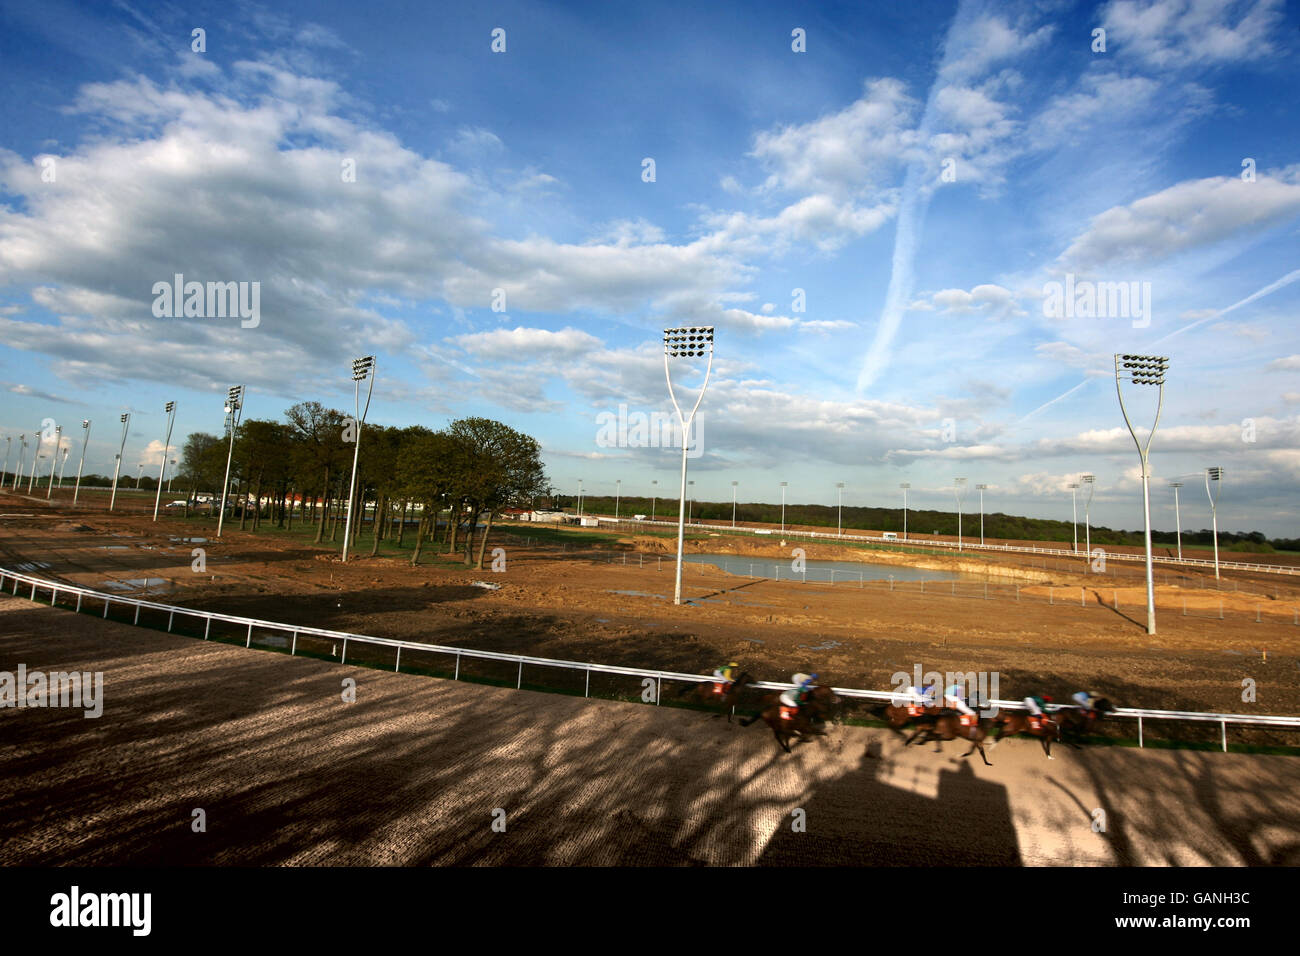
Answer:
1024 694 1052 727
905 681 937 712
712 662 739 684
1071 690 1098 711
944 684 977 719
780 672 818 711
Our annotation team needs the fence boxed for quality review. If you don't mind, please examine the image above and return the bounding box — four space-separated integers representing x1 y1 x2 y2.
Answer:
2 566 1298 752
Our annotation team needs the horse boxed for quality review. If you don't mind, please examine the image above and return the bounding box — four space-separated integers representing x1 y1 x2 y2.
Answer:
992 710 1062 758
906 711 993 766
1055 698 1115 747
677 671 756 722
740 684 840 754
872 697 943 737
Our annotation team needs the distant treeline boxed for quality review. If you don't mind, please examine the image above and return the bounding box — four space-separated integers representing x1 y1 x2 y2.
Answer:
571 496 1294 553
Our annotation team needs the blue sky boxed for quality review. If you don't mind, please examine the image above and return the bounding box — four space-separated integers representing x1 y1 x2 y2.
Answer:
1 0 1298 534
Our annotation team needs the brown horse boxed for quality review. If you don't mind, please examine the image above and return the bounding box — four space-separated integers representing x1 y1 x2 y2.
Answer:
906 712 993 766
1055 698 1115 746
677 671 756 722
874 700 943 737
992 710 1062 758
740 685 840 753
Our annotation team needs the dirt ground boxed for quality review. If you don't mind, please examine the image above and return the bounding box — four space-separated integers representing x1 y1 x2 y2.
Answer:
1 489 1298 741
3 595 1298 866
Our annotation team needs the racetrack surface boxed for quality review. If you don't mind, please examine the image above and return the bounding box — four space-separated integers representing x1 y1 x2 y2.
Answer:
2 595 1298 866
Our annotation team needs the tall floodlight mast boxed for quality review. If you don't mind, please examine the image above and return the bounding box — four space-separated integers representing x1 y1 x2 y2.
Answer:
1 436 9 487
13 435 26 490
664 326 714 606
341 357 376 562
954 478 967 551
900 483 910 540
836 482 845 537
152 401 177 520
1115 353 1169 636
1169 481 1184 560
976 483 988 546
650 479 658 522
1205 466 1223 581
217 387 244 538
1068 482 1080 552
779 481 788 533
27 427 42 493
1082 475 1096 570
731 480 738 528
46 425 62 498
108 414 130 511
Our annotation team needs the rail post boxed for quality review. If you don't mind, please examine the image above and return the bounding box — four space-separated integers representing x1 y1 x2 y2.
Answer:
585 666 590 697
1138 715 1144 748
395 646 401 672
454 652 460 681
517 660 522 689
134 604 141 625
103 598 110 619
1221 719 1227 753
291 629 298 655
341 638 348 664
204 616 211 640
167 611 174 632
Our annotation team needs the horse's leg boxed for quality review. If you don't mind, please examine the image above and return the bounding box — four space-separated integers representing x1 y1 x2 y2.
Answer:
975 741 992 766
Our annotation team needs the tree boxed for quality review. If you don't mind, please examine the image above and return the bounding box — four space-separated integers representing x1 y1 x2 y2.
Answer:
447 418 548 569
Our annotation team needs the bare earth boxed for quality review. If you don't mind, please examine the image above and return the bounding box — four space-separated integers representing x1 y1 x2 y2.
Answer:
2 595 1298 866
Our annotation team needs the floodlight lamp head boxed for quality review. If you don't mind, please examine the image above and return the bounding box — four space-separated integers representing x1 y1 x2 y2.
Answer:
1118 353 1169 386
1082 474 1095 483
900 482 910 489
120 414 129 423
1170 481 1183 488
1208 466 1223 481
165 401 175 413
351 355 376 381
81 420 89 428
663 326 714 358
976 483 988 490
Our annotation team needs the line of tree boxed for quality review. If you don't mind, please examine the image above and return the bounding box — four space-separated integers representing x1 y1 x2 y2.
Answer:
175 403 549 570
575 496 1294 553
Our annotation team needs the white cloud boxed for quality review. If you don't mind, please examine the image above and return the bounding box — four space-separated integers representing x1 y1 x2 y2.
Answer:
1101 0 1285 69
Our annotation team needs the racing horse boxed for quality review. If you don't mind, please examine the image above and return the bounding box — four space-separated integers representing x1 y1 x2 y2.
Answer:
906 712 993 766
740 684 841 754
992 709 1063 758
677 671 756 722
873 698 943 737
1055 697 1115 747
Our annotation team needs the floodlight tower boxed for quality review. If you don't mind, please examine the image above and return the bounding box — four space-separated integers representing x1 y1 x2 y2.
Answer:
1 436 9 487
1115 353 1169 635
731 480 738 528
779 481 788 533
976 483 988 546
577 479 583 517
59 447 70 487
217 387 244 537
836 482 845 536
664 325 715 606
1068 481 1080 552
46 425 62 498
688 479 695 522
13 435 26 490
1205 466 1223 581
152 401 177 521
108 414 130 511
900 483 910 540
27 428 42 493
1082 474 1096 567
1169 481 1184 560
341 356 376 561
615 479 621 520
73 420 91 504
168 459 176 493
954 478 967 551
650 479 658 522
135 464 144 489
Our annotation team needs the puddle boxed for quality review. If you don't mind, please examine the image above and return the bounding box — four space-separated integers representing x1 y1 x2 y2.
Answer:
100 578 169 591
799 640 846 651
169 537 208 544
608 589 666 599
99 546 129 551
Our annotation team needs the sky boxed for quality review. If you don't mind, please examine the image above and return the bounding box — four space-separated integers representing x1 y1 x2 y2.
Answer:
0 0 1297 535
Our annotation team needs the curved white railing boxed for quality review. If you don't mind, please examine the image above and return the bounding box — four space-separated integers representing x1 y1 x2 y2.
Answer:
2 566 1297 752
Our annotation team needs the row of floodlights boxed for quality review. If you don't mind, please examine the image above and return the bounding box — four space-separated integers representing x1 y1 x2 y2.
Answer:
664 326 714 358
1118 353 1169 385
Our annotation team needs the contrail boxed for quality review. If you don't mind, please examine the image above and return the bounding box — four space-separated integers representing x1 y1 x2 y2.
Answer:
856 0 983 392
1014 266 1300 427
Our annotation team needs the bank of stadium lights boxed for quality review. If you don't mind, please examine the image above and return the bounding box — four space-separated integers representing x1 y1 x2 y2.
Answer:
975 484 988 546
900 483 910 540
1082 475 1096 569
1206 466 1223 581
836 482 845 537
152 401 177 521
45 425 62 498
1169 481 1184 561
342 356 376 562
954 478 967 551
663 325 714 605
217 387 244 538
1115 353 1169 636
108 414 130 511
1068 481 1080 553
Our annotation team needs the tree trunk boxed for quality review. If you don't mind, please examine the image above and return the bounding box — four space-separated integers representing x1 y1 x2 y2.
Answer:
463 503 477 565
397 500 409 546
315 472 329 544
286 488 294 531
448 505 459 555
411 510 427 566
475 510 495 569
370 493 385 556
